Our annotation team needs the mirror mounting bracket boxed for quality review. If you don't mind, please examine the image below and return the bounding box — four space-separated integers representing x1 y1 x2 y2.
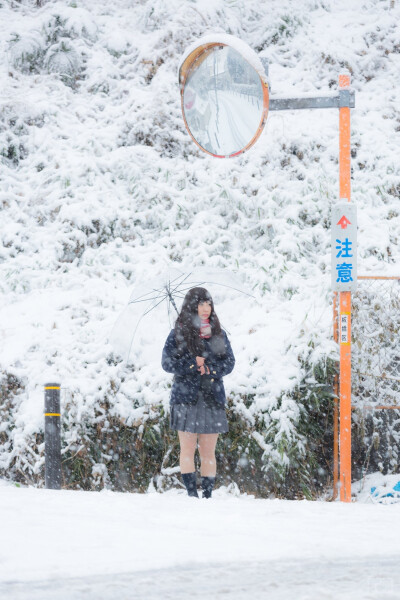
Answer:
260 58 271 92
269 90 355 111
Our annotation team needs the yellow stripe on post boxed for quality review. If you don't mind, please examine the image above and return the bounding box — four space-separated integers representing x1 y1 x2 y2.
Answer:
45 386 60 390
44 413 61 417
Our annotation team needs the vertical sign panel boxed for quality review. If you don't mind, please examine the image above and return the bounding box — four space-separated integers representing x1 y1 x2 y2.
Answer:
332 202 357 293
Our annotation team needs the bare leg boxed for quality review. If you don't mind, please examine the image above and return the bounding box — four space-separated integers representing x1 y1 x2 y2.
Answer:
198 433 219 477
178 431 198 474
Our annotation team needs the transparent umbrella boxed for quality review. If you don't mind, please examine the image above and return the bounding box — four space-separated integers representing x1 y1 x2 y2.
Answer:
109 266 254 363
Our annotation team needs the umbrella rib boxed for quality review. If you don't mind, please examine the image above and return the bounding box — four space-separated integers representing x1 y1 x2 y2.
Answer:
167 273 205 296
167 273 194 296
125 294 171 359
169 280 255 298
141 294 171 316
129 272 187 304
129 295 167 305
169 272 189 286
126 311 147 361
197 280 255 297
129 289 167 304
171 282 205 294
162 272 191 299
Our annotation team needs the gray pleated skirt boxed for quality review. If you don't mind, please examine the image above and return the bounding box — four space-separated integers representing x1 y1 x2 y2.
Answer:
170 394 229 434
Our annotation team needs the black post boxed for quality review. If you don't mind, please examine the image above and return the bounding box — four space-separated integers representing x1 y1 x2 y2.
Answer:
44 383 62 490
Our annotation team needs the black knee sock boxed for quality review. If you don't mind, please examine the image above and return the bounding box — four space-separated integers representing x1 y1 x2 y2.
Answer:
201 476 216 499
181 472 199 497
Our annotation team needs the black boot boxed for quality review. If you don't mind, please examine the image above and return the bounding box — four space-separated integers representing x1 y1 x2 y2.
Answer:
181 472 199 498
201 476 216 499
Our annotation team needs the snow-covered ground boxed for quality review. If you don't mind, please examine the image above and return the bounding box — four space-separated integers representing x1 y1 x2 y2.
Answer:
0 480 399 600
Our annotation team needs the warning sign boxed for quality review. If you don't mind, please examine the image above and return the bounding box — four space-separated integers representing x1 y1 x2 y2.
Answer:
332 203 357 292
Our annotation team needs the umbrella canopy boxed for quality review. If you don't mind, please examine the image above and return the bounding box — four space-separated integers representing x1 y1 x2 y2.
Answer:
109 266 254 364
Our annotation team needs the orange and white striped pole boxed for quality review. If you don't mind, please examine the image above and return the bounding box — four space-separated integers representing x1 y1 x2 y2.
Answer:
339 73 352 502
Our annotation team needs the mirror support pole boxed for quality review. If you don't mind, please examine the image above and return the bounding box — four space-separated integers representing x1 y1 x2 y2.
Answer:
266 73 355 503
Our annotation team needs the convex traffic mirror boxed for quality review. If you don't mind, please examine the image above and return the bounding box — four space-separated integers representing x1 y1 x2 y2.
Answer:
179 34 269 158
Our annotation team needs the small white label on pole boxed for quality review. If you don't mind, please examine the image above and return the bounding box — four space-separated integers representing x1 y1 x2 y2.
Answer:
340 313 350 344
332 202 357 292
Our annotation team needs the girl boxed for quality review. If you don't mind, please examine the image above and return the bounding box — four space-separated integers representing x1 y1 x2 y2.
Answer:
161 287 235 498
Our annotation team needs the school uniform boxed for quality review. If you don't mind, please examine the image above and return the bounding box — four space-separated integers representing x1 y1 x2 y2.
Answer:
161 328 235 434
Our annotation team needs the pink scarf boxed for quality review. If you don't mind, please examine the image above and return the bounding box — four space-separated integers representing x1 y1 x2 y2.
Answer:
199 318 212 339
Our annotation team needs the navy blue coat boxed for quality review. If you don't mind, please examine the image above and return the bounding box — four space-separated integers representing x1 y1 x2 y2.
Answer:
161 329 235 406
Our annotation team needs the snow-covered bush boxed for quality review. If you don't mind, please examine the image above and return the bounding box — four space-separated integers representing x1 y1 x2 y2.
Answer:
0 372 28 481
0 354 336 498
44 40 82 87
0 105 31 166
8 32 45 73
43 9 97 45
255 13 304 51
8 8 94 86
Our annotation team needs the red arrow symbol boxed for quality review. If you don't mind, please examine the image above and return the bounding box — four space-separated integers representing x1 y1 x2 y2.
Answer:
337 215 351 229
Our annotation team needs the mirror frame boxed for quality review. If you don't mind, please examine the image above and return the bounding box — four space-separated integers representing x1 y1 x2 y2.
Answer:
179 38 269 158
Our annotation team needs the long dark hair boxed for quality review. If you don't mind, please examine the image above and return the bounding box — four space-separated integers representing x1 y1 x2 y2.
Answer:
174 287 225 357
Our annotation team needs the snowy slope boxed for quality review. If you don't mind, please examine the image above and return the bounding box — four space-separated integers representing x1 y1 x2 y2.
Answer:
0 0 400 491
